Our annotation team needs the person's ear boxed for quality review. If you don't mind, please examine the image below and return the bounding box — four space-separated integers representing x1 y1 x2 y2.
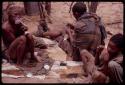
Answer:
73 12 80 20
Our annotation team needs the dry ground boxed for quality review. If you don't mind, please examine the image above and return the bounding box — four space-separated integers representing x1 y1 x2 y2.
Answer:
2 2 123 83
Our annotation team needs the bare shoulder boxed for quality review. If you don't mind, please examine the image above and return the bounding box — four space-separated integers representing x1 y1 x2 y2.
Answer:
2 21 10 30
2 21 12 33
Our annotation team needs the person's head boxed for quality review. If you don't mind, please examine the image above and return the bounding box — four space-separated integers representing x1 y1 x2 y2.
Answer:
107 33 123 55
7 5 23 24
72 2 87 20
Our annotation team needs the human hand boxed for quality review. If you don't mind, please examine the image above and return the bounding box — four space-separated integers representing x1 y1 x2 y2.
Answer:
66 23 74 29
96 45 105 54
99 48 110 64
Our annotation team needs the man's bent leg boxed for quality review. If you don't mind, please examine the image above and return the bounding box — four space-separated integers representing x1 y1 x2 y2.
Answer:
25 34 39 62
8 35 26 64
92 70 107 83
16 36 26 65
80 49 95 76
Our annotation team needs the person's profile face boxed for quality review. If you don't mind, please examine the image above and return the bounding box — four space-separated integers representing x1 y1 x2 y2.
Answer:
107 41 120 55
9 11 22 24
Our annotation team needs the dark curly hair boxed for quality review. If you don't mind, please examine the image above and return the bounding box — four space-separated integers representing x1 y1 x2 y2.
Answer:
7 5 24 15
110 33 123 49
72 2 87 16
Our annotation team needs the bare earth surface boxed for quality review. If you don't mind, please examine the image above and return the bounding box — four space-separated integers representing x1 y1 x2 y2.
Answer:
2 2 123 83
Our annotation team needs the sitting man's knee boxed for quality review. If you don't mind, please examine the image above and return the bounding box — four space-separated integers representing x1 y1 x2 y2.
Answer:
80 49 94 60
80 49 88 55
19 35 26 44
26 34 33 39
92 70 107 83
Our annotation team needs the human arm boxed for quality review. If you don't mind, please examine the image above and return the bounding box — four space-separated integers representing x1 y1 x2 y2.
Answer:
98 17 107 45
2 27 16 48
97 49 110 75
66 23 75 46
66 23 75 30
95 45 105 65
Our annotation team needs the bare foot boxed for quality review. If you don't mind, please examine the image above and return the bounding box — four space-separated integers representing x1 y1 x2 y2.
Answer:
83 72 89 77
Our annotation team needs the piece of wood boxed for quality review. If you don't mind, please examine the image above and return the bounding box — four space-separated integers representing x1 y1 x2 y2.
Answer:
106 21 122 25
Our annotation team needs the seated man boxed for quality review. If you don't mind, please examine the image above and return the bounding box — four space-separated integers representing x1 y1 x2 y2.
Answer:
69 2 107 61
81 33 123 83
2 5 40 65
98 33 123 83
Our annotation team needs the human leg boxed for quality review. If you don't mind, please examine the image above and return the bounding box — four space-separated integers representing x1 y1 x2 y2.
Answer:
8 35 26 64
80 49 95 76
26 34 43 62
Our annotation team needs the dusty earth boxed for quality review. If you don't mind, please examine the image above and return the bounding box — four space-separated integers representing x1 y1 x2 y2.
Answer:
22 2 123 45
2 2 123 84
